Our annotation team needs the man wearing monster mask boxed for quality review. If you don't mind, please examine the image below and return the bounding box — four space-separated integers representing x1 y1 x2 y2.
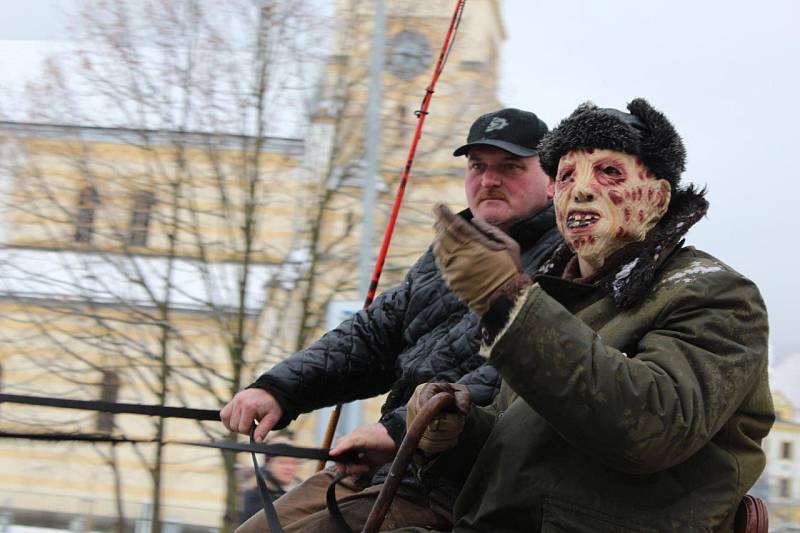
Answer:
402 99 774 532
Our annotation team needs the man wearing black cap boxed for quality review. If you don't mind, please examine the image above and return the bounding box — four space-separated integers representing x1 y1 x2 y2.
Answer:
456 109 551 233
223 108 561 532
404 99 774 532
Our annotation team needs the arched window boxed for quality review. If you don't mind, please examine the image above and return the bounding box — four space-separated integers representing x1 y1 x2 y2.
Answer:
74 185 100 243
128 190 155 247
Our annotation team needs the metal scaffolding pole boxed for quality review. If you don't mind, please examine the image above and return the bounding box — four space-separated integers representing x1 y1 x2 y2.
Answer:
359 0 385 297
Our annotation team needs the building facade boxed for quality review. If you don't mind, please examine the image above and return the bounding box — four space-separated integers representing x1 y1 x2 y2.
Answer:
758 391 800 531
0 121 310 530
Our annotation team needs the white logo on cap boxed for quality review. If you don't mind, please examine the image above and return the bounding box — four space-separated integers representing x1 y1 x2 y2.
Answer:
485 117 508 133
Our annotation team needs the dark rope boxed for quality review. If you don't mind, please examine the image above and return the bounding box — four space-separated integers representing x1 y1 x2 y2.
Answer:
0 429 358 463
0 393 219 420
250 428 285 533
0 430 156 444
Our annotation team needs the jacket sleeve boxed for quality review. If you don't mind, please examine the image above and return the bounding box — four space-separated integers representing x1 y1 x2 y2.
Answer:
484 268 769 474
455 362 501 406
249 272 415 429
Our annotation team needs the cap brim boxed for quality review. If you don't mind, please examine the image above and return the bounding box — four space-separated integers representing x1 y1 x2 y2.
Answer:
452 140 538 157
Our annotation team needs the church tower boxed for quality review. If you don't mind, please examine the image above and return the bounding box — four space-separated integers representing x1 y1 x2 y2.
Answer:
304 0 507 305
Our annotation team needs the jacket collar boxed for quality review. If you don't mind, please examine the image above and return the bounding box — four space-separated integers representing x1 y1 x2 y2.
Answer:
538 186 709 308
461 203 557 249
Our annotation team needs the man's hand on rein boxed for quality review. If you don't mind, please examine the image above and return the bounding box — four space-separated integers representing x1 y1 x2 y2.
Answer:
432 203 522 314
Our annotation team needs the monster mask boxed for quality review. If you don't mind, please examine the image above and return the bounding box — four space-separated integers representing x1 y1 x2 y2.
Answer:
554 148 671 275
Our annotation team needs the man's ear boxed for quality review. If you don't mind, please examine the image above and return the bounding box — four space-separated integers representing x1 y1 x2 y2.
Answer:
546 179 555 200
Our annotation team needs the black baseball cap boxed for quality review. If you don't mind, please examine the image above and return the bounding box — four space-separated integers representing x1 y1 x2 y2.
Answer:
453 108 549 157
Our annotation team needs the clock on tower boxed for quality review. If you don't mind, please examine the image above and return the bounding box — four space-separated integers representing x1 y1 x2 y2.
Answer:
385 30 433 81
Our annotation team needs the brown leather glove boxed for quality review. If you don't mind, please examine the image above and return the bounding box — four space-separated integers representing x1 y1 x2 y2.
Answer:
432 203 522 314
406 382 471 454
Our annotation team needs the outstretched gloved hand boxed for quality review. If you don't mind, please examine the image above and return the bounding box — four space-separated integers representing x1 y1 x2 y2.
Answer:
406 382 471 454
432 204 522 314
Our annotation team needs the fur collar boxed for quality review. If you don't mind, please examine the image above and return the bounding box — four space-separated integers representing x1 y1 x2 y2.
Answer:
538 186 709 308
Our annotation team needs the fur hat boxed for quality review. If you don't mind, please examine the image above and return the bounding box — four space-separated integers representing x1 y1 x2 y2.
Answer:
537 98 686 188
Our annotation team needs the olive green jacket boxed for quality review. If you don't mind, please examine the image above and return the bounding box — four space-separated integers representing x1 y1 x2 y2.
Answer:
431 192 774 532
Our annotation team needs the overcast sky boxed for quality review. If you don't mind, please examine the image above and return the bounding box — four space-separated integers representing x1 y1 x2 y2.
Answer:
500 1 800 371
0 1 797 385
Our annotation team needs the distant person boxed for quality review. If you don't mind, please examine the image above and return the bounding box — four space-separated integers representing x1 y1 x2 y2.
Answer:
222 108 562 532
405 99 775 531
239 436 300 524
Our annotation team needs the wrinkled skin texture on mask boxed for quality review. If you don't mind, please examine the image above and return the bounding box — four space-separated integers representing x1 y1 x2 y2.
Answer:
554 149 671 277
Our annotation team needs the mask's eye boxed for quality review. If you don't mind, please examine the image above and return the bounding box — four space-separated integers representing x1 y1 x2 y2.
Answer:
558 169 573 181
603 166 621 176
